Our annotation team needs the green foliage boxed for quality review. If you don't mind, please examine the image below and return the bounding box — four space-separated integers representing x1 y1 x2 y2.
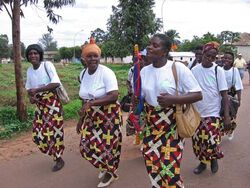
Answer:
0 107 34 139
38 33 58 51
0 34 10 59
63 99 82 120
106 0 162 57
59 47 73 59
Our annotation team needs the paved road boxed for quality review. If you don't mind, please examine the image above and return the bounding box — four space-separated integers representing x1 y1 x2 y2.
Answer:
0 75 249 188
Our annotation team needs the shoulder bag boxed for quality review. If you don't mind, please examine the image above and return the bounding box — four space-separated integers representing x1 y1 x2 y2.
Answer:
44 62 70 103
172 62 201 138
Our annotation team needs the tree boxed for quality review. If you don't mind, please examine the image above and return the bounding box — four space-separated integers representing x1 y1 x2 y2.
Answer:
107 0 162 58
38 33 58 51
0 0 75 121
165 29 181 51
59 47 73 60
217 31 240 53
9 42 26 59
90 28 108 44
0 34 10 60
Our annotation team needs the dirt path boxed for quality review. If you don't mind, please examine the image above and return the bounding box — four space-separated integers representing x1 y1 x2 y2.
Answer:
0 75 250 188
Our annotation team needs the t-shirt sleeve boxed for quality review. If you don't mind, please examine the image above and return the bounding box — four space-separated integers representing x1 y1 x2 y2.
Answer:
45 61 61 84
234 68 243 90
217 66 228 91
177 63 201 93
103 68 118 93
25 68 31 90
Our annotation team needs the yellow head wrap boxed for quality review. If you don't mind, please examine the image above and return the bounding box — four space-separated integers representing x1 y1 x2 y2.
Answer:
82 37 101 58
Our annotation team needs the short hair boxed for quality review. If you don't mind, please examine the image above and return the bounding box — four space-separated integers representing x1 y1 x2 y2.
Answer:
26 44 44 62
153 33 172 53
224 51 234 59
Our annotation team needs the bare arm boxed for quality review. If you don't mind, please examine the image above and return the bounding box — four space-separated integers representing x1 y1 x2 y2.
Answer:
157 91 202 108
236 90 242 106
27 83 60 97
221 90 231 130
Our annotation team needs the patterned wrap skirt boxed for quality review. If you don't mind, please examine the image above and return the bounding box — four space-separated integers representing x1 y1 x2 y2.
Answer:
32 91 65 161
142 103 185 188
192 117 224 164
79 102 123 174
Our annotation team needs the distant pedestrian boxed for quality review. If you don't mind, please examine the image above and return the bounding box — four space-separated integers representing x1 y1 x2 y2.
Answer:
191 42 230 175
141 34 202 187
25 44 65 172
188 45 203 69
234 53 247 80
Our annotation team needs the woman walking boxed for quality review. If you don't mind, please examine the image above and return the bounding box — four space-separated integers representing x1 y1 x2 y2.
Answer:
221 52 243 140
191 42 230 175
25 44 65 172
76 37 122 187
140 34 202 188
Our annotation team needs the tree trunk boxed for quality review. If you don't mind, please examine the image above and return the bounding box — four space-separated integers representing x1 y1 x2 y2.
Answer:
12 1 27 121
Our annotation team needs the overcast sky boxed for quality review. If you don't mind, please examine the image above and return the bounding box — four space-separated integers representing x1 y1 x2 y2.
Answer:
0 0 250 48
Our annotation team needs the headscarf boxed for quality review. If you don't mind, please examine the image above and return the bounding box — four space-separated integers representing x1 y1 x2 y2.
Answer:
82 37 101 58
203 41 220 54
26 44 44 62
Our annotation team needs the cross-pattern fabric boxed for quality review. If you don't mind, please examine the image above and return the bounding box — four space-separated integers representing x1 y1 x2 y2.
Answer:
192 117 224 164
142 103 184 188
32 91 65 161
79 102 122 174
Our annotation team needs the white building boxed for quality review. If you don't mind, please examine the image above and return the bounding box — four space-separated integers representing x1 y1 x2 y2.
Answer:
169 52 195 64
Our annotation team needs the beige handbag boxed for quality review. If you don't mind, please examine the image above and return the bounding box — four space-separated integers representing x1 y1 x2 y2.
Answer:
44 62 70 103
172 62 201 138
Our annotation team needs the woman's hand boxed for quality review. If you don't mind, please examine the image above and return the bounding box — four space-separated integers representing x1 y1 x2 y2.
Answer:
76 120 83 134
223 116 231 131
28 89 38 97
157 93 175 108
79 101 93 117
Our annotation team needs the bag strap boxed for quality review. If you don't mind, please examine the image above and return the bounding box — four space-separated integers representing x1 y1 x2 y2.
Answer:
172 62 182 112
215 65 219 90
172 61 179 96
232 67 235 86
80 69 87 83
44 62 51 81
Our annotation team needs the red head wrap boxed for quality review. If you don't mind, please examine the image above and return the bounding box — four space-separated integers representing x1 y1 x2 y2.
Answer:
203 41 220 53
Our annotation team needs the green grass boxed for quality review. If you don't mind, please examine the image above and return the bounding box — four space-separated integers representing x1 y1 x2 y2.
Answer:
0 62 131 139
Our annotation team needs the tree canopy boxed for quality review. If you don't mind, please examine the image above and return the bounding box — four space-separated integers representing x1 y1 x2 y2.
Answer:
38 33 58 51
106 0 162 58
0 34 10 59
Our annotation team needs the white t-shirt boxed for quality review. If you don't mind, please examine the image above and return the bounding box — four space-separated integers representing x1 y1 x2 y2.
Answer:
25 61 61 90
140 61 201 107
192 63 228 117
79 64 118 100
224 67 243 91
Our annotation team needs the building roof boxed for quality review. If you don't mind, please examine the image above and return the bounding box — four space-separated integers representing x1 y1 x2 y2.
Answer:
169 52 195 57
233 32 250 46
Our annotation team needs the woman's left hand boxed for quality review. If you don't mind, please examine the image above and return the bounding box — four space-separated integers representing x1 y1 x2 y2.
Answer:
157 93 175 108
223 116 231 131
79 101 93 117
28 88 38 96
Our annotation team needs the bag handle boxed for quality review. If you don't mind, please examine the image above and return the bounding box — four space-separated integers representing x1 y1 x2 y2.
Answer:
171 62 182 112
172 61 179 96
44 62 51 81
